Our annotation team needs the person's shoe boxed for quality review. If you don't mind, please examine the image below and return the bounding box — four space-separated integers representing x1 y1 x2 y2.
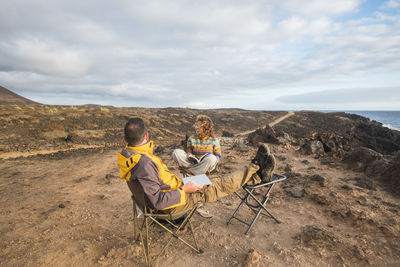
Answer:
251 143 275 182
257 154 275 182
251 143 270 166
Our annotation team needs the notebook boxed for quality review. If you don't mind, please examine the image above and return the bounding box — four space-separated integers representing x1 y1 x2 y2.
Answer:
182 174 212 186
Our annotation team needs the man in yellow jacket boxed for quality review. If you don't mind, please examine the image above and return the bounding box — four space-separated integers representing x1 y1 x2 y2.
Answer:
118 118 275 214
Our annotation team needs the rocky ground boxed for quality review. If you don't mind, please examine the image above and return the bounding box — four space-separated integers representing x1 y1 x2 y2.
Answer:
0 103 399 266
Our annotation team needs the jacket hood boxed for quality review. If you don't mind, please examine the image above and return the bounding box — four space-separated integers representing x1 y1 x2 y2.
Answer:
117 141 154 181
126 141 154 156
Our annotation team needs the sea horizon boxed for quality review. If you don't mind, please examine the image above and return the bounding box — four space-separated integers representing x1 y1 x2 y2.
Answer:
319 110 400 131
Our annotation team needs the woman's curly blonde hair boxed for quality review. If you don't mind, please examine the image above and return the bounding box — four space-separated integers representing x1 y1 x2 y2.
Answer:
194 114 215 139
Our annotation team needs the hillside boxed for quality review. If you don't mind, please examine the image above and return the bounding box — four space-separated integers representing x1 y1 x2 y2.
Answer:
0 86 40 105
0 104 285 156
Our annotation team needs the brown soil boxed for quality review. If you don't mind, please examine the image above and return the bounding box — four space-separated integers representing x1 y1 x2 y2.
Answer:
0 104 399 266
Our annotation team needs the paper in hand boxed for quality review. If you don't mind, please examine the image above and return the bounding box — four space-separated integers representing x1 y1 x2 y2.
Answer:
182 174 212 186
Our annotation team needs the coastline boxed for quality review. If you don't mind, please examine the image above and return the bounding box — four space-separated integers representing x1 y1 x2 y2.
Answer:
320 110 400 131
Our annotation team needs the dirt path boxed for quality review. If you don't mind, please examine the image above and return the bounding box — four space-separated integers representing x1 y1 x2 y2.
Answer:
0 145 105 160
269 111 295 127
235 111 295 137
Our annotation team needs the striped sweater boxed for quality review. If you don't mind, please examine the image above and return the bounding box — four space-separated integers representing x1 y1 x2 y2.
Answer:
187 135 222 159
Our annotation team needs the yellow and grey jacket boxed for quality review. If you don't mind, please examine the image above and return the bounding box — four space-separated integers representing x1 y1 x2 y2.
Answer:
117 141 185 210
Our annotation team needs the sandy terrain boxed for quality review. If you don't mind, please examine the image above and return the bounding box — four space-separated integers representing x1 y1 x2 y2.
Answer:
0 94 399 266
1 134 399 266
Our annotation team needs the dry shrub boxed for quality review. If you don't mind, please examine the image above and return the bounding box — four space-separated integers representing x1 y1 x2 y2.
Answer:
13 104 22 110
48 107 59 114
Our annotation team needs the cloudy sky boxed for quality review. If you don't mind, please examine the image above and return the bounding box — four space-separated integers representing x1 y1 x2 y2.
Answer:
0 0 399 110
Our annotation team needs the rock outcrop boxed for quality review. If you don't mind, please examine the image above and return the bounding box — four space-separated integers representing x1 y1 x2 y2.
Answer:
247 125 279 146
382 152 400 194
299 140 325 157
342 147 385 172
275 111 400 156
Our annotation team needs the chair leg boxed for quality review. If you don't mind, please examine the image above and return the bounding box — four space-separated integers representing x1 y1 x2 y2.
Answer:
227 192 246 225
138 219 149 267
151 206 200 263
188 220 201 253
145 212 151 266
245 205 264 235
133 202 140 241
246 188 281 224
137 207 152 267
136 205 201 266
228 184 283 235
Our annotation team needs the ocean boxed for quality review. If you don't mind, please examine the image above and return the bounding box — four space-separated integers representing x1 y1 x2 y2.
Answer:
326 111 400 131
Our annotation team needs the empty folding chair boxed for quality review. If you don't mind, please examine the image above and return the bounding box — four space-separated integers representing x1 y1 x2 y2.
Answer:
227 173 287 235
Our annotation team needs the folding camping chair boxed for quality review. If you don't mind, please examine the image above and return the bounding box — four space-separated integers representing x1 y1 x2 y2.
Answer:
227 173 287 235
132 195 202 267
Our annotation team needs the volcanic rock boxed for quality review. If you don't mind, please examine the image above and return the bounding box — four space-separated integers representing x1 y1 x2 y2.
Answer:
247 125 279 146
299 140 325 156
310 174 326 187
384 218 397 226
311 193 330 205
243 249 261 267
284 164 293 173
277 131 291 144
284 185 305 198
222 130 234 137
296 225 336 248
342 147 383 172
341 184 353 191
382 152 400 194
275 111 400 155
354 176 376 190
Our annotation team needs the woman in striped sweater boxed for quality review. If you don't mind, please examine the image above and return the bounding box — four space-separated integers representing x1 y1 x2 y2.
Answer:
172 114 221 175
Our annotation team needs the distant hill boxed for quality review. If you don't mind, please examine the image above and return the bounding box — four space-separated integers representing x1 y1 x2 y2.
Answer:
0 86 40 105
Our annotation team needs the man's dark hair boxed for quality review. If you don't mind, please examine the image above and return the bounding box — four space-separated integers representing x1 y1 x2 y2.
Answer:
124 118 147 146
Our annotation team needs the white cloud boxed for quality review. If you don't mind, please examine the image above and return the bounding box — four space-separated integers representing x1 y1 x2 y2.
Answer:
110 82 172 97
68 20 118 45
277 0 362 16
307 17 333 34
277 16 333 40
279 16 307 35
0 0 399 109
276 87 400 110
381 0 400 9
0 39 89 77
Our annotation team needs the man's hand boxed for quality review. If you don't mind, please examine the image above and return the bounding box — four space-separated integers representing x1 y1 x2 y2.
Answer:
182 181 203 193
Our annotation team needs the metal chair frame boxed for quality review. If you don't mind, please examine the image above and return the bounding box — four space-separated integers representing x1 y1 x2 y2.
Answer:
132 196 202 267
227 173 287 235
